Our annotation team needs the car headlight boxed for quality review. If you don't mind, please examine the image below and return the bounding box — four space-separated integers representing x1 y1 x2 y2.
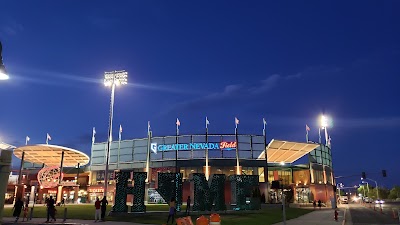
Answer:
375 200 379 204
379 200 384 204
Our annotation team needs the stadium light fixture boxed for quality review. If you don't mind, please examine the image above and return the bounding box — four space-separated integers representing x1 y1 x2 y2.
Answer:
103 70 128 199
0 41 9 80
320 115 329 128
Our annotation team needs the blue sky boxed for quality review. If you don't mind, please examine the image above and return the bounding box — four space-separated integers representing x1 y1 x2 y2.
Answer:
1 1 399 187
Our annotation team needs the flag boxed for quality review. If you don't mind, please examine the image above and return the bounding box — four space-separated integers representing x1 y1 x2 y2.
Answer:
25 136 30 145
176 118 180 135
305 125 310 142
147 121 151 134
119 125 122 141
235 117 239 128
328 136 332 147
46 133 51 144
92 127 96 145
263 118 267 136
206 117 210 129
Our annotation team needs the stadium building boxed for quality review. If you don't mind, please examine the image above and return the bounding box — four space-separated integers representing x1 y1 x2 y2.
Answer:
9 131 336 207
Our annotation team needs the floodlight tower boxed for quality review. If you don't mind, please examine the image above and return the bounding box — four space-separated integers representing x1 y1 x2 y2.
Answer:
320 115 330 145
0 41 9 80
103 70 128 198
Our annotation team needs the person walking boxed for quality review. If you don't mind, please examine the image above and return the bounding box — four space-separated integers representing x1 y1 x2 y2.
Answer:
22 203 29 221
94 197 101 222
313 200 316 210
100 196 108 221
185 196 191 215
13 197 24 222
318 200 322 209
166 197 176 225
46 196 56 222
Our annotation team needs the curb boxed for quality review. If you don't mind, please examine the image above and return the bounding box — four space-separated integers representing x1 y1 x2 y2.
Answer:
342 208 346 225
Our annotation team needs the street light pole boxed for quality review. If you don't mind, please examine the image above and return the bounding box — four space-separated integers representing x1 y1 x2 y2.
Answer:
103 70 128 199
366 178 380 200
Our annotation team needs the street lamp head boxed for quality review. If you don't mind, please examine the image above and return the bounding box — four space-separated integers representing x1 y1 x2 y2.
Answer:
104 70 128 87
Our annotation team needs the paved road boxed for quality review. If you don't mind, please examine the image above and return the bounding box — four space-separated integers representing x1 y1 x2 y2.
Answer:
349 203 398 225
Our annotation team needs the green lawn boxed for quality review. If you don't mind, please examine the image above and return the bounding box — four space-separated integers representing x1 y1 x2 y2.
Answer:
3 204 311 224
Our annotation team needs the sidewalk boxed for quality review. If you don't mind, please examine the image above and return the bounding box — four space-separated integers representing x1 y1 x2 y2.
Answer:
2 217 155 225
272 206 348 225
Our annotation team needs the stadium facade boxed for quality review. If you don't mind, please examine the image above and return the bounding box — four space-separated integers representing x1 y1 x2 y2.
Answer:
88 133 336 205
8 132 336 207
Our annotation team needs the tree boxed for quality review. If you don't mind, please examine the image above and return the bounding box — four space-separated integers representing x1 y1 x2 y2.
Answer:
389 186 400 200
378 187 389 199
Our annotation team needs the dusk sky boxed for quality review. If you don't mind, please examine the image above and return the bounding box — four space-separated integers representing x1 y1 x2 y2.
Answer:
1 1 399 188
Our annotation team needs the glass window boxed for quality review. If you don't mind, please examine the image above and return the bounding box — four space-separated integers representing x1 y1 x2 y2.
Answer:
163 151 176 160
252 136 264 144
207 136 221 143
119 141 133 148
119 154 133 162
192 150 205 159
178 151 191 159
222 150 236 158
253 150 263 159
252 143 265 151
164 137 176 145
92 150 105 158
222 135 236 142
133 153 147 161
92 144 106 151
239 151 251 159
178 136 191 143
258 167 265 182
151 152 162 161
238 143 250 151
91 157 104 164
192 135 205 142
208 150 222 158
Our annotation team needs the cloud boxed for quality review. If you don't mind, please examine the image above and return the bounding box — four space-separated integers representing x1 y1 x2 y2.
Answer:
165 72 302 114
0 20 23 36
249 74 281 94
8 65 198 94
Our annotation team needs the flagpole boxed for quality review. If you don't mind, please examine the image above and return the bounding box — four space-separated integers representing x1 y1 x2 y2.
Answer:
235 118 240 175
263 118 268 184
118 125 122 169
205 117 209 180
318 128 321 143
306 126 309 143
324 127 328 146
25 136 29 145
146 121 152 183
175 119 179 174
91 128 96 176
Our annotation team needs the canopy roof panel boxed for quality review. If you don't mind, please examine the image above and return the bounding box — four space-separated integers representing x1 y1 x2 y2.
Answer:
14 144 90 167
258 139 319 163
0 142 15 150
